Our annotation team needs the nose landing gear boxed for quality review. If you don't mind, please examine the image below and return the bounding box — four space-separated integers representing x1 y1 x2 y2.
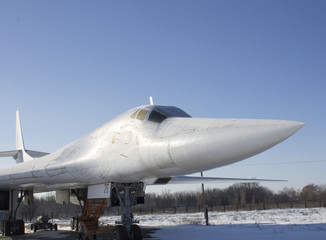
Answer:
111 183 144 240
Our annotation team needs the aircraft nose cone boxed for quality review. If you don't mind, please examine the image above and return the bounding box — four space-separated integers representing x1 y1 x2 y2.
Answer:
168 119 304 172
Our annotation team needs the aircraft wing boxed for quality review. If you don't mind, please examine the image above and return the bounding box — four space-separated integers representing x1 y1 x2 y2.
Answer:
0 150 19 158
152 176 287 185
0 149 49 159
25 150 50 158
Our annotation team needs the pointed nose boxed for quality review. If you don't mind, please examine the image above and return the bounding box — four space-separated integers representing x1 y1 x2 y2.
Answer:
168 118 304 172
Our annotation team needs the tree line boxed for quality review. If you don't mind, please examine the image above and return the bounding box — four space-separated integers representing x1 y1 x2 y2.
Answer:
17 183 326 221
140 183 326 212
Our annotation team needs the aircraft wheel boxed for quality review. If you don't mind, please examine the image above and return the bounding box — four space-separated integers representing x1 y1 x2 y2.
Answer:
4 220 11 236
31 224 34 230
78 233 90 240
34 225 38 232
18 220 25 235
54 224 58 231
112 225 128 240
131 225 143 240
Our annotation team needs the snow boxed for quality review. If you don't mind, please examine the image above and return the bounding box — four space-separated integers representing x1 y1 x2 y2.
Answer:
145 208 326 240
26 208 326 239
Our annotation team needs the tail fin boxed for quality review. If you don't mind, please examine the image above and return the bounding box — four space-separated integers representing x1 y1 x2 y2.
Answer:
16 110 25 151
15 111 33 163
0 111 49 163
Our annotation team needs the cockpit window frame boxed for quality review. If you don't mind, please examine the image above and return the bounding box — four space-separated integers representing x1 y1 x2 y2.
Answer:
131 109 140 119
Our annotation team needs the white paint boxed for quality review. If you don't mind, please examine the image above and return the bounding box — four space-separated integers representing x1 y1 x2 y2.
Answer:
87 183 111 199
0 105 304 192
56 190 70 204
15 111 34 163
149 96 154 105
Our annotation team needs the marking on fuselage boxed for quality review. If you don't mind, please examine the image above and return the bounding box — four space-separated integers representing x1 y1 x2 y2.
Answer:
104 183 109 193
32 170 44 178
120 153 128 158
154 178 172 184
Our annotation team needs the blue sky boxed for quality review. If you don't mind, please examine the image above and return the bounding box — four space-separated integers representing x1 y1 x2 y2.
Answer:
0 1 325 193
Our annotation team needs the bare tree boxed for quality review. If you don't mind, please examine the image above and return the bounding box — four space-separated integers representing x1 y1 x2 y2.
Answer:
299 184 320 201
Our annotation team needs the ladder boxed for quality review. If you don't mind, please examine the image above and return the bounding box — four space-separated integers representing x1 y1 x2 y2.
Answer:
78 198 107 240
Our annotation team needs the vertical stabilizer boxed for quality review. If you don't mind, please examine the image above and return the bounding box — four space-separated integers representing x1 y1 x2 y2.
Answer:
15 111 33 163
16 111 25 150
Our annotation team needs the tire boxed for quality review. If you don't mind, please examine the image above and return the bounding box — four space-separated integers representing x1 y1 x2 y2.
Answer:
111 225 128 240
34 225 38 232
18 220 25 235
4 221 11 236
31 224 34 230
12 221 19 235
131 225 143 240
54 224 58 231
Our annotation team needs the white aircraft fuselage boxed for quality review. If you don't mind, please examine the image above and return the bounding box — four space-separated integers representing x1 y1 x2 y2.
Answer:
0 105 304 192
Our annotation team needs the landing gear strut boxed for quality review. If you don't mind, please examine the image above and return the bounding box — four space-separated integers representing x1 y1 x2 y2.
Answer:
112 183 143 240
1 190 25 236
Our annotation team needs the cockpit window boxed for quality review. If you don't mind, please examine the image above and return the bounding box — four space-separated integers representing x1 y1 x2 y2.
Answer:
131 109 140 119
148 110 168 123
155 106 191 118
132 106 190 123
136 110 148 120
148 106 191 123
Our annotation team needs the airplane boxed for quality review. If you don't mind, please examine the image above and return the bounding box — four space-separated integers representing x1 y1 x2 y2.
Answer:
0 99 304 240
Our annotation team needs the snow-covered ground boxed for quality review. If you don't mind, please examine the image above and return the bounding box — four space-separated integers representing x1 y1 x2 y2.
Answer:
30 207 326 239
142 208 326 240
140 208 326 239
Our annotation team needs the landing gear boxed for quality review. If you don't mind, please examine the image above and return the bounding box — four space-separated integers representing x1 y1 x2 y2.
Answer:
70 183 144 240
2 219 25 236
112 183 144 240
112 225 128 240
130 225 142 240
111 225 142 240
0 190 26 236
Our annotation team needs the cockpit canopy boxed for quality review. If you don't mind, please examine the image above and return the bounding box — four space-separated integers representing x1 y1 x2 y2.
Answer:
131 106 191 123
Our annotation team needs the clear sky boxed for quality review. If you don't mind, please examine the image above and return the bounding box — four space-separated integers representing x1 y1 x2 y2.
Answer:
0 1 325 194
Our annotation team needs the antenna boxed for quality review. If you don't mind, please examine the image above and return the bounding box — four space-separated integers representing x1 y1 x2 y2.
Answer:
149 96 154 105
